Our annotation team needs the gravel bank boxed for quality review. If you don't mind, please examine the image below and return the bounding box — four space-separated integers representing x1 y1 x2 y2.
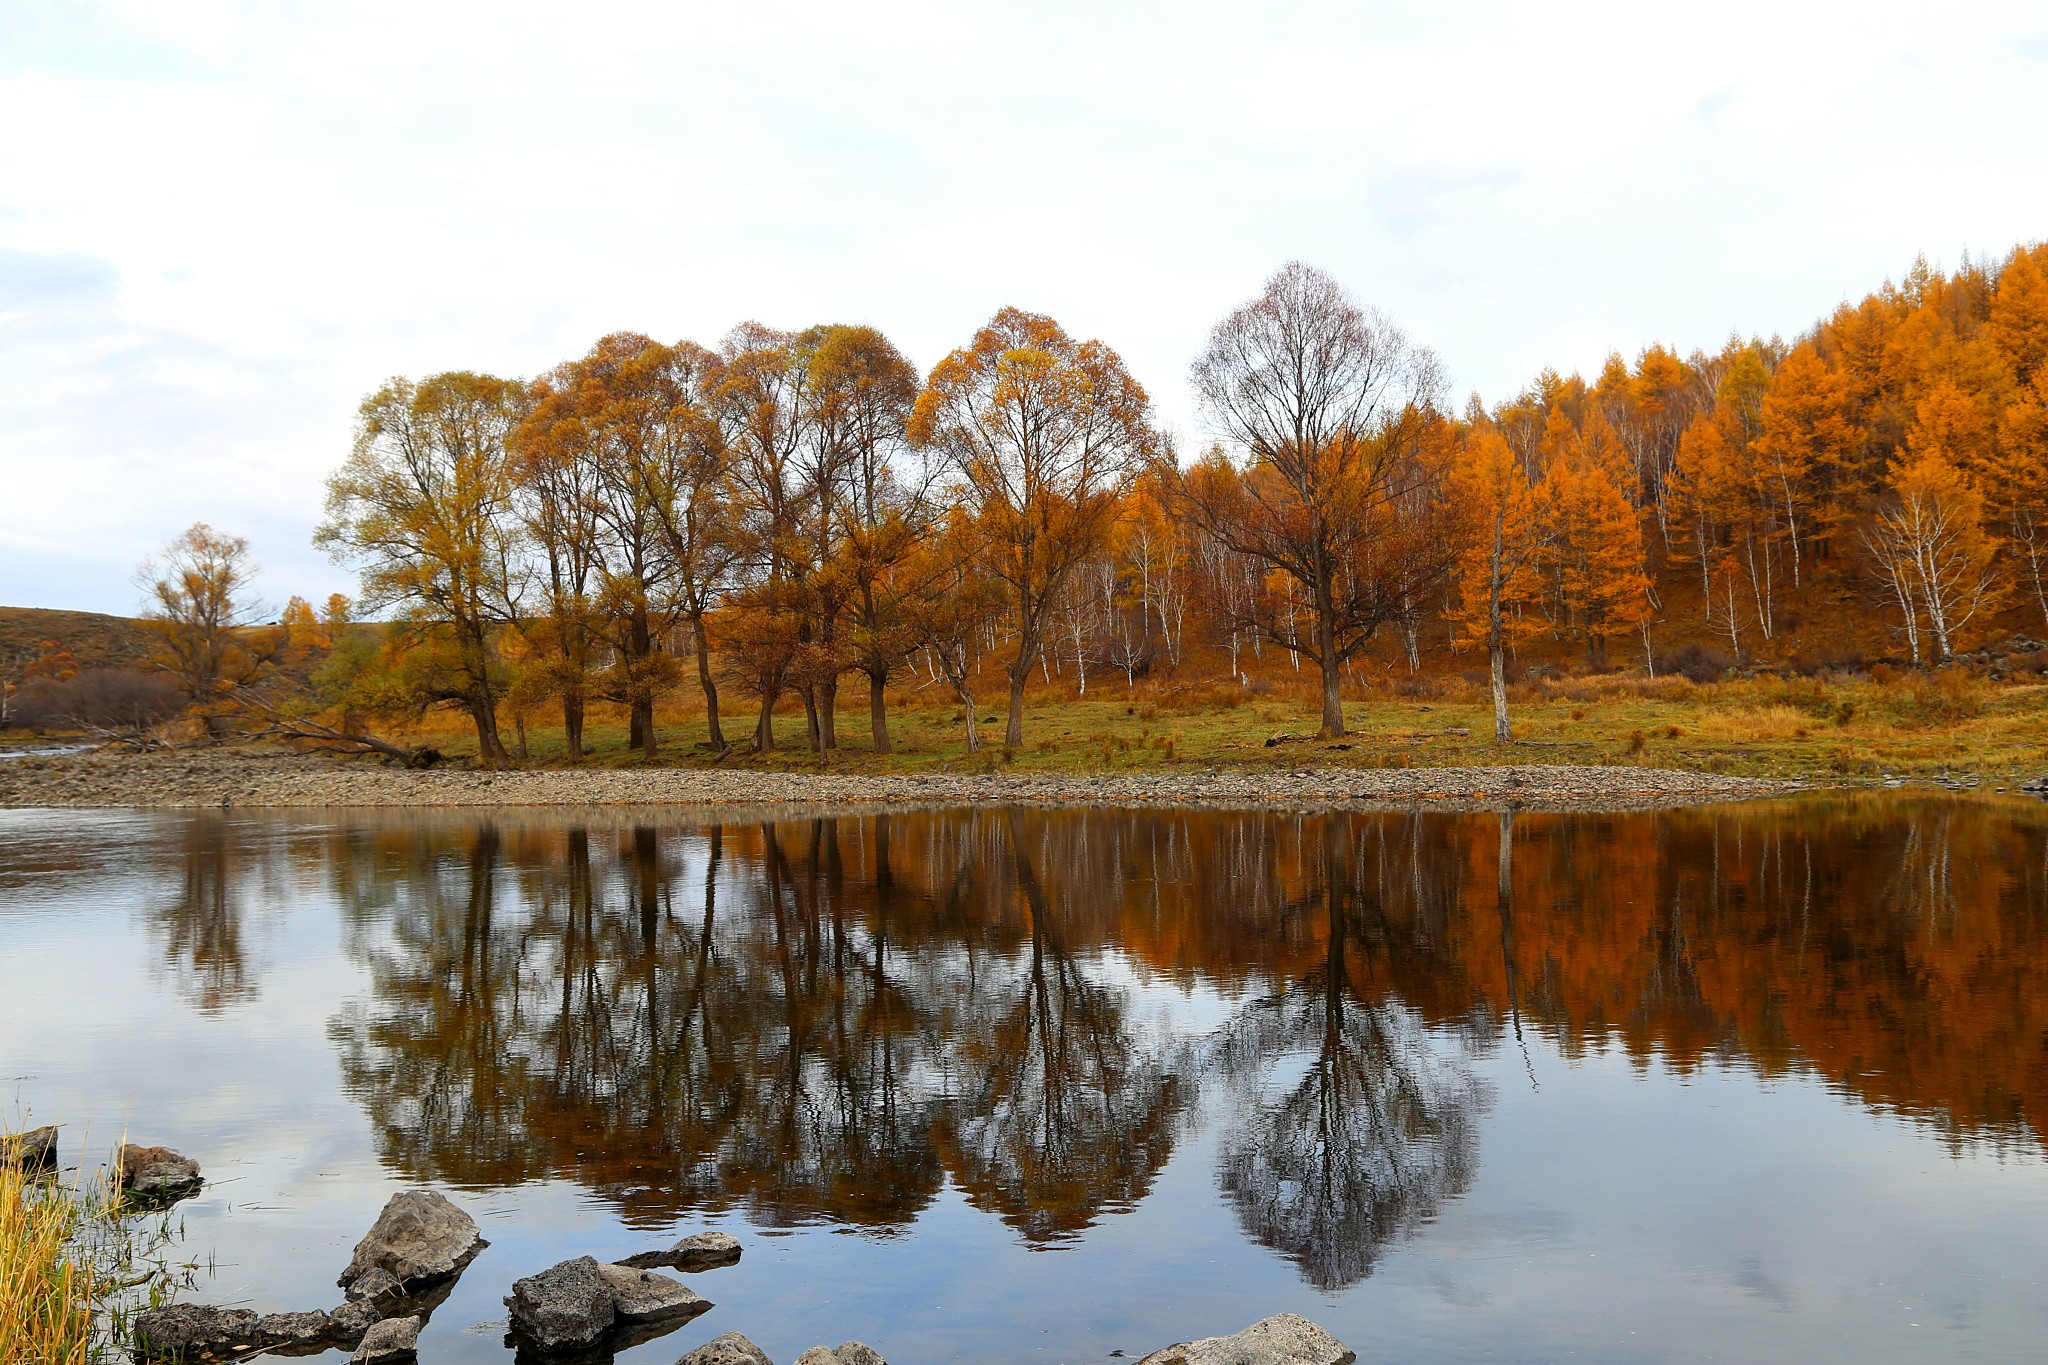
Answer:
0 747 1804 813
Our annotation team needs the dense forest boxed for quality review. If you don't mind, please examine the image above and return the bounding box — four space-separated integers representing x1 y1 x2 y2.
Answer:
7 247 2046 761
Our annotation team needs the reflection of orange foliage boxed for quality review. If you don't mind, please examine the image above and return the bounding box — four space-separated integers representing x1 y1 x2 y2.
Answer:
310 797 2048 1243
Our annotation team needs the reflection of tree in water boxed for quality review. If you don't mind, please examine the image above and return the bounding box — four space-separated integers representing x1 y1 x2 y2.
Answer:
1212 817 1486 1291
717 818 944 1229
934 815 1184 1242
330 812 1188 1240
148 814 258 1012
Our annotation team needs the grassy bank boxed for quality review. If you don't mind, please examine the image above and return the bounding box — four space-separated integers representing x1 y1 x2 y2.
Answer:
388 670 2048 783
0 1149 194 1365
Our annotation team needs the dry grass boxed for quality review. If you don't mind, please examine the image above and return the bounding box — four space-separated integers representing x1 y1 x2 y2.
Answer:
0 1159 98 1365
96 661 2048 784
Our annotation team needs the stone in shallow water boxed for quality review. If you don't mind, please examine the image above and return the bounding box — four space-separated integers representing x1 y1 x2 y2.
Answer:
505 1255 615 1350
131 1305 264 1360
328 1298 382 1343
1136 1314 1356 1365
338 1189 487 1289
351 1314 422 1363
117 1143 202 1199
794 1344 887 1365
616 1229 743 1271
677 1332 777 1365
1 1125 57 1170
594 1262 710 1322
345 1267 405 1302
253 1309 333 1348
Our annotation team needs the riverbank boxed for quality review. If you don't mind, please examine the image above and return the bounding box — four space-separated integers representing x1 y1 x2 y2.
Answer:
0 745 1807 811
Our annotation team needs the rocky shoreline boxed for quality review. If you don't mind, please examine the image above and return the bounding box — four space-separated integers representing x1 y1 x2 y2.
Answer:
0 745 1806 812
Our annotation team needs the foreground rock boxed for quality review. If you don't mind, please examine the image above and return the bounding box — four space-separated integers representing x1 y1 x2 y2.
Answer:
595 1263 710 1323
340 1189 487 1290
1 1124 57 1170
1137 1314 1356 1365
116 1144 202 1200
678 1334 775 1365
506 1256 616 1351
794 1344 886 1365
255 1310 334 1348
131 1304 351 1359
132 1305 265 1360
351 1315 422 1363
617 1230 742 1271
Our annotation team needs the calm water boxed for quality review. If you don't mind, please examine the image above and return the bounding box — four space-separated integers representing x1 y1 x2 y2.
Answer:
2 798 2045 1363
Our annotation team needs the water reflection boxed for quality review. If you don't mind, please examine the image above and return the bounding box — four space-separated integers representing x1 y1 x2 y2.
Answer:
141 796 2048 1287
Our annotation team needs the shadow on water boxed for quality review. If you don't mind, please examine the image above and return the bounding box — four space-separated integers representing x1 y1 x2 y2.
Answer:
107 795 2048 1290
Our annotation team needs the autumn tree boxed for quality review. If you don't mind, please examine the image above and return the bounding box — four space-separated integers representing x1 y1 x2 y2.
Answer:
708 324 811 753
318 372 527 766
136 522 273 739
1445 428 1540 741
800 323 929 753
1538 441 1653 667
910 307 1156 750
1181 261 1448 736
904 510 1008 754
1864 450 1998 663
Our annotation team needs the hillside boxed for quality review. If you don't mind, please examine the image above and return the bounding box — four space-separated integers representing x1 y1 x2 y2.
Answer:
0 606 149 671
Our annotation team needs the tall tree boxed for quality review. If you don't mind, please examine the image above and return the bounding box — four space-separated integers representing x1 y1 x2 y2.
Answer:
806 324 930 754
1181 261 1448 736
910 307 1156 750
136 522 271 739
318 372 526 766
1444 429 1540 741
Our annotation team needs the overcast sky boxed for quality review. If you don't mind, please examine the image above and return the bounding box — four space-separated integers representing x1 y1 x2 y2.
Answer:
3 0 2045 615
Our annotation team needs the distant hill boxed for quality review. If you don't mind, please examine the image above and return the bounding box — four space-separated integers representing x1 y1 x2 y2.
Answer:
0 606 149 671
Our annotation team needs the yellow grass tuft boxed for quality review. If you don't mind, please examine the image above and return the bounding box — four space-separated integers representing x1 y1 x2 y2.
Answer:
0 1158 97 1365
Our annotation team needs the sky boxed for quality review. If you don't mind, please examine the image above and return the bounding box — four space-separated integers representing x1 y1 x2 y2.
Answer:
3 0 2046 616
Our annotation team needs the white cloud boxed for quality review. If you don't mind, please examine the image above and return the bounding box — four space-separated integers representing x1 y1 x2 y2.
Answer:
3 0 2045 610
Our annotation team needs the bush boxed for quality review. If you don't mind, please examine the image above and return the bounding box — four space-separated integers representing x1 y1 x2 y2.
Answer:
6 670 185 732
1655 643 1733 684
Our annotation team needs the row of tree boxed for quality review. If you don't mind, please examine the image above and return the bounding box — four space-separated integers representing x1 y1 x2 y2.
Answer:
105 247 2048 760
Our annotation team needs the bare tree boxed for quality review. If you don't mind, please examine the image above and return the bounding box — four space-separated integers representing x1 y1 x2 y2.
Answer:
1179 262 1448 736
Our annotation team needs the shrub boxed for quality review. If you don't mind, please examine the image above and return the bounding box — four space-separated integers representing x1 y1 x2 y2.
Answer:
7 670 185 733
1626 729 1647 755
1655 643 1733 685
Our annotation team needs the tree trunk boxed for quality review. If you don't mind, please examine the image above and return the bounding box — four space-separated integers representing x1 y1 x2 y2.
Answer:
633 696 657 760
801 686 823 754
754 686 777 753
562 693 585 764
868 669 892 753
818 677 839 750
469 688 508 768
1490 644 1512 743
692 615 726 753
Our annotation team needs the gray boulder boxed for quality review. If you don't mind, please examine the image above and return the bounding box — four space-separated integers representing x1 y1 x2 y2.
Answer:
339 1189 486 1289
794 1345 886 1365
1137 1314 1356 1365
678 1333 777 1365
116 1144 201 1199
505 1255 615 1351
131 1305 264 1360
617 1229 742 1272
351 1314 422 1363
328 1298 383 1343
253 1309 333 1348
595 1262 710 1323
1 1125 57 1170
345 1267 405 1303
